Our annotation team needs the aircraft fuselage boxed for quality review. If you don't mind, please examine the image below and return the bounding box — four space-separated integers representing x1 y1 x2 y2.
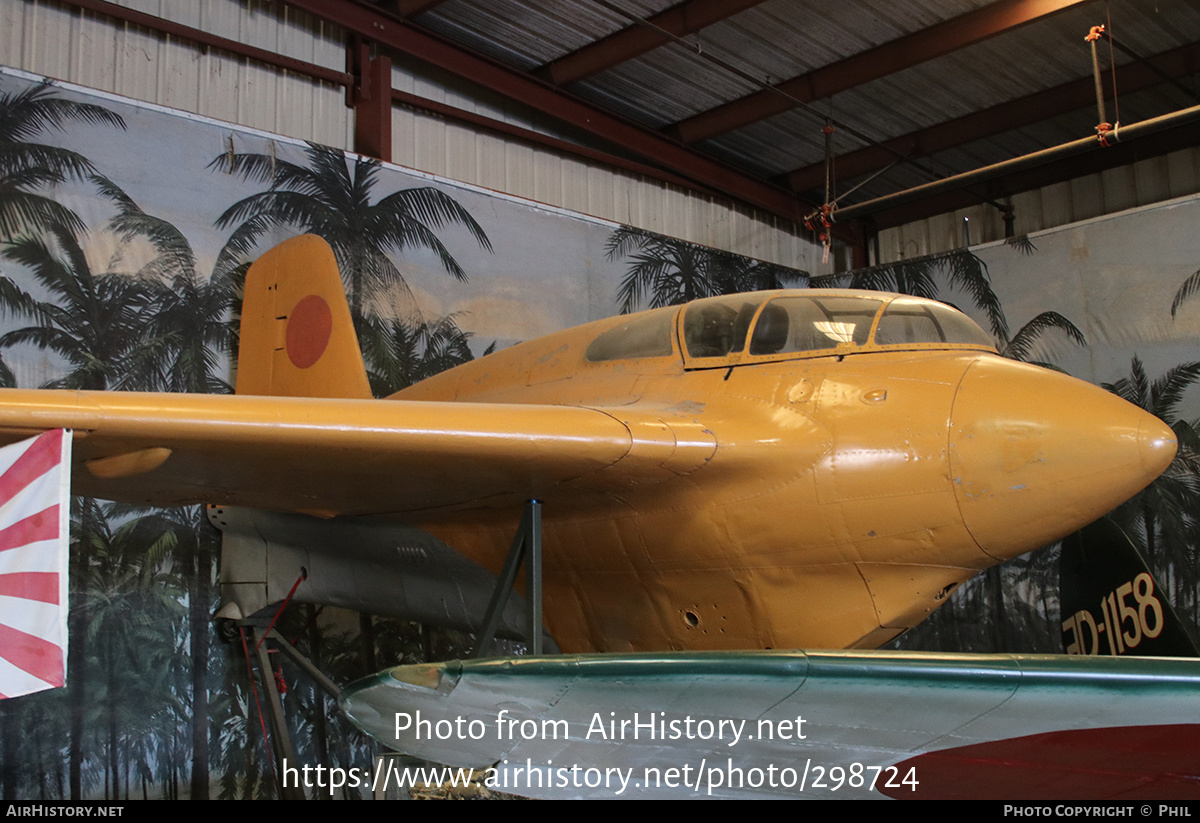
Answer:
394 291 1174 652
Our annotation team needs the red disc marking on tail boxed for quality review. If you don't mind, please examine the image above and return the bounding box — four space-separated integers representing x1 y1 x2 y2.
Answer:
286 294 333 369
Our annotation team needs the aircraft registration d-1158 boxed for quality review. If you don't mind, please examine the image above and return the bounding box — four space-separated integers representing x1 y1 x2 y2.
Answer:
0 235 1190 798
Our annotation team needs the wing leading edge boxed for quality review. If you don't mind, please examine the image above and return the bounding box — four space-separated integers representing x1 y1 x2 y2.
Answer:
340 650 1200 800
0 389 710 516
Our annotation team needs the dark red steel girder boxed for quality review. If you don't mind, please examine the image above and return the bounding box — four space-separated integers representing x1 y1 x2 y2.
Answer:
536 0 768 87
785 39 1200 193
386 89 708 191
282 0 813 222
48 0 737 202
389 0 450 16
351 43 393 162
671 0 1094 144
57 0 351 85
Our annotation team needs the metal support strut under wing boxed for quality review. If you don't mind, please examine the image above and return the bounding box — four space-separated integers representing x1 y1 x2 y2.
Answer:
472 500 545 657
209 505 537 641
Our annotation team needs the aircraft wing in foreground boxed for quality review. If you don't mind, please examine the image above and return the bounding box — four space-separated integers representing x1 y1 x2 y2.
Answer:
343 650 1200 800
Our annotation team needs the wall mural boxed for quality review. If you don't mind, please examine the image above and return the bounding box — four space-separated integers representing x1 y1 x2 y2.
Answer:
0 66 1197 799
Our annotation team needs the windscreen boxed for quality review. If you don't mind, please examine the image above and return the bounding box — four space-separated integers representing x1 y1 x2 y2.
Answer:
682 296 765 358
748 296 882 355
586 309 677 361
873 298 994 347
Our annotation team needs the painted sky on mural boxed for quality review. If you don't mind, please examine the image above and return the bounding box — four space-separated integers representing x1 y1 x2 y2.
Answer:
0 67 656 386
978 195 1200 401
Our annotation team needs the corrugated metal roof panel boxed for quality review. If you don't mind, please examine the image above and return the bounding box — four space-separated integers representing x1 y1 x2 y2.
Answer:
403 0 1200 212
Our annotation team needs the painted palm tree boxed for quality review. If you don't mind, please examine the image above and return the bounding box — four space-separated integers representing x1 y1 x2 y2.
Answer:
360 313 491 397
100 186 238 797
0 223 188 798
827 248 1009 339
103 503 222 800
996 311 1086 370
0 225 156 391
213 664 269 800
0 351 14 388
0 89 219 800
79 502 189 800
0 667 71 798
99 179 234 394
607 225 807 313
889 558 1061 655
210 142 492 324
715 251 809 294
1171 268 1200 318
608 226 711 313
0 82 124 241
1102 358 1200 569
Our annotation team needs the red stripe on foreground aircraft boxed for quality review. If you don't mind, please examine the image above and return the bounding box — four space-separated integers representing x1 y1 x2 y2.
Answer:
0 235 1189 798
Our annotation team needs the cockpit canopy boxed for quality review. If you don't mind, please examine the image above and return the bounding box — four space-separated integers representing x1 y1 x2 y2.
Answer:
586 290 996 367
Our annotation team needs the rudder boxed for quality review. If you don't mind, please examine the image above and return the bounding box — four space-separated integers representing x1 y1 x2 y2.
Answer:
1060 517 1199 657
235 235 371 399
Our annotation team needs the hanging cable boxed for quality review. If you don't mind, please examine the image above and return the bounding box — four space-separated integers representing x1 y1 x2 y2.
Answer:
1100 28 1198 105
1107 5 1120 126
823 118 835 205
829 160 900 203
809 117 837 263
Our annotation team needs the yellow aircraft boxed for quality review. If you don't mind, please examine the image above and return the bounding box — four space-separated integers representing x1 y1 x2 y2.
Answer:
0 234 1176 653
0 235 1189 799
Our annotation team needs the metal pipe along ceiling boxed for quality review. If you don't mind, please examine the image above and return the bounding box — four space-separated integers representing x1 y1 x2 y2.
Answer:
833 103 1200 222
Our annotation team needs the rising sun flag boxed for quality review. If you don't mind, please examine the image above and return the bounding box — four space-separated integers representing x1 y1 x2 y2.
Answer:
0 429 71 699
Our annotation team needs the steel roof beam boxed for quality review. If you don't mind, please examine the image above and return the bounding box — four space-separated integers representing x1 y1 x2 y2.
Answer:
283 0 813 222
785 39 1200 193
670 0 1094 144
536 0 768 87
57 0 352 85
384 0 450 17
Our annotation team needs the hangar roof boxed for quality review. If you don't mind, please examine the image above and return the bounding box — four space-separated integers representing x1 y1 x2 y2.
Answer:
66 0 1200 239
325 0 1200 233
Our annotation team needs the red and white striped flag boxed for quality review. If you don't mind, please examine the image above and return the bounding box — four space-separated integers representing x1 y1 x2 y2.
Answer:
0 430 71 699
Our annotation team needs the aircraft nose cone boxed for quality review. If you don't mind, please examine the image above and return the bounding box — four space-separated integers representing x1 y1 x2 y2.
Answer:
949 357 1176 561
1138 413 1178 478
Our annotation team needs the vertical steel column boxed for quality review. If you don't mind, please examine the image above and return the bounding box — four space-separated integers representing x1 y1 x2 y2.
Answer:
525 500 543 655
470 500 544 658
350 40 393 162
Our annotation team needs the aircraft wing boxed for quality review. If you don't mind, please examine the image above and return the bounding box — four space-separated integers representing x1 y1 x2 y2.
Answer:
341 650 1200 800
0 389 707 516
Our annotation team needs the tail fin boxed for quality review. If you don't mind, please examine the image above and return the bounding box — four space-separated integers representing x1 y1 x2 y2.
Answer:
1060 517 1199 657
235 235 372 399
